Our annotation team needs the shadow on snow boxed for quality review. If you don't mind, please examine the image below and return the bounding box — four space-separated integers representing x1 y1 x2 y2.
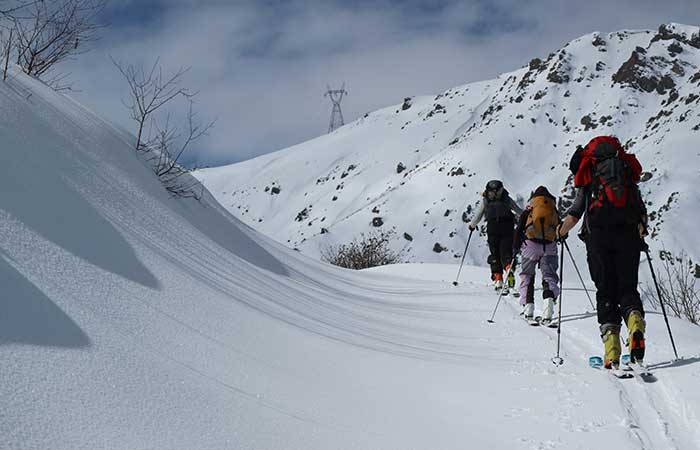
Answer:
0 252 90 348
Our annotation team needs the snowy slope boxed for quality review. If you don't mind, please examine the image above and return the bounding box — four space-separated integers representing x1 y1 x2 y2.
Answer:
197 23 700 266
2 46 700 450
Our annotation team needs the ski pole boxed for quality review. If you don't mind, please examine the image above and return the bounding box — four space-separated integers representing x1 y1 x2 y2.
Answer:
487 256 517 324
644 248 679 360
453 229 474 286
562 239 596 311
552 241 565 366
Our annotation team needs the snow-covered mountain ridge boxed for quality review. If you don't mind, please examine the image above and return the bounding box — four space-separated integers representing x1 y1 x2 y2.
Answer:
197 23 700 265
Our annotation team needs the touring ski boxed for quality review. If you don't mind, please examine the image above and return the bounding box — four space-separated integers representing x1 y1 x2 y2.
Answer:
524 317 539 326
624 361 656 382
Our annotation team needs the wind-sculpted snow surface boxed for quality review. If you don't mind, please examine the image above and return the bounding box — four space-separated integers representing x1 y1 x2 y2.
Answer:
2 45 700 450
198 23 700 268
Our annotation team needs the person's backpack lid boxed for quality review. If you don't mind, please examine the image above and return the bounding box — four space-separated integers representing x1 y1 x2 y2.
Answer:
530 185 555 200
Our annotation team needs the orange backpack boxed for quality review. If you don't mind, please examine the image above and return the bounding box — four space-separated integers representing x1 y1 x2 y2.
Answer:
525 192 559 242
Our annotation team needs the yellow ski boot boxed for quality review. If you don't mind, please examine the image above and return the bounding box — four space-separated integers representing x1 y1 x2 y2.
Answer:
602 327 622 369
506 270 516 289
627 311 646 363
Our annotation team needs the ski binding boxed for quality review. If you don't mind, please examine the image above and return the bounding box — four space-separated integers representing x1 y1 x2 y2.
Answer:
540 318 558 328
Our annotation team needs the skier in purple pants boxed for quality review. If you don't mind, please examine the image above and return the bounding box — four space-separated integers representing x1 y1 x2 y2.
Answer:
513 186 561 322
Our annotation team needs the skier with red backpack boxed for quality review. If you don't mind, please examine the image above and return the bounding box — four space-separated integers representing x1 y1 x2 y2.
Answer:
558 136 648 370
513 186 560 325
469 180 523 291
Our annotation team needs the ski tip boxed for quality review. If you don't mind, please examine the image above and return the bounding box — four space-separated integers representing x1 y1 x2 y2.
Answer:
588 356 604 369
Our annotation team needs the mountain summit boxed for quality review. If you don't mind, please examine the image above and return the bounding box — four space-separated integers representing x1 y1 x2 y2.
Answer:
197 23 700 265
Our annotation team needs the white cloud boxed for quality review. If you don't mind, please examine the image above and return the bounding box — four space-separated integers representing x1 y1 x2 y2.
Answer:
63 0 700 166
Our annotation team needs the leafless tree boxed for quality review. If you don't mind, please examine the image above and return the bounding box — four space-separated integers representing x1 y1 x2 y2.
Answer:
147 105 214 198
0 1 25 81
641 249 700 325
114 57 214 199
113 57 193 152
321 231 402 270
10 0 106 89
152 102 214 175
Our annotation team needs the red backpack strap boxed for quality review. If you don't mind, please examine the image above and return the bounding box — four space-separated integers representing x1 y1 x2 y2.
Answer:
573 137 602 187
618 152 642 182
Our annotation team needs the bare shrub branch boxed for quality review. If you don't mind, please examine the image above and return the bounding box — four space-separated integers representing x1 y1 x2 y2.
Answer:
0 1 34 18
1 27 12 80
114 57 214 199
11 0 106 86
154 101 215 177
641 249 700 325
112 57 192 152
321 231 402 270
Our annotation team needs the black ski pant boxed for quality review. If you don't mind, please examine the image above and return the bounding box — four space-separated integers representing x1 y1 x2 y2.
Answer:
525 278 550 305
487 218 514 276
585 226 644 327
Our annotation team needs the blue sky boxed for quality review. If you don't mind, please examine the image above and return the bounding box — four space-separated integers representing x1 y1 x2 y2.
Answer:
63 0 700 167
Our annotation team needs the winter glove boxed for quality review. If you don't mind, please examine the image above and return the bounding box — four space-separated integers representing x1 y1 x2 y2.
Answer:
638 215 649 239
639 239 649 252
556 225 569 242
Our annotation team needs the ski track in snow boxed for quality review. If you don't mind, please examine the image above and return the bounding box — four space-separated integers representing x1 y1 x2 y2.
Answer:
535 297 699 450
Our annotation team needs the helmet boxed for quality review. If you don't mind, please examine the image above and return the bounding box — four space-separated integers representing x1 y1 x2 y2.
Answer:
485 180 504 201
486 180 503 191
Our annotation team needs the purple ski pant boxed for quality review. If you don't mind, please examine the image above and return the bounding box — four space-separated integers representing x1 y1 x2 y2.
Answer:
518 240 560 305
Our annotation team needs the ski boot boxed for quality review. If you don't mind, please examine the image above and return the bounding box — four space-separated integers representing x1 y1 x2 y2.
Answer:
493 273 504 291
626 311 646 363
523 303 535 321
601 325 622 369
506 268 516 289
540 297 555 323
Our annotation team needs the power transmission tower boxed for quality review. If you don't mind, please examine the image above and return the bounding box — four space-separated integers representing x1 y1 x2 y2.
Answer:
324 84 347 133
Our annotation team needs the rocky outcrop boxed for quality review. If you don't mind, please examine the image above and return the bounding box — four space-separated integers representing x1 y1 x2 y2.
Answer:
612 46 676 94
651 24 700 49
